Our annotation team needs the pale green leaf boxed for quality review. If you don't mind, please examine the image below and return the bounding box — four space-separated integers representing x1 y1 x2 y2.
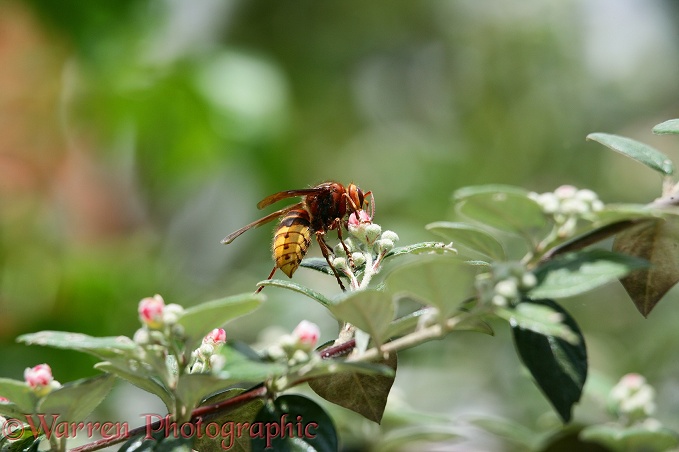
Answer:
587 132 674 175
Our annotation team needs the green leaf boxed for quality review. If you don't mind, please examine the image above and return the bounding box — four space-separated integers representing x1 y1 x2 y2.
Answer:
38 374 115 424
309 353 397 424
469 416 541 450
613 218 679 316
252 394 337 452
256 279 334 308
0 379 37 414
95 361 174 413
384 241 458 259
511 299 587 423
329 290 394 349
530 249 649 299
581 423 679 452
175 374 236 415
178 293 264 350
653 118 679 135
385 256 477 319
302 358 395 381
300 257 338 276
194 388 265 452
497 302 579 344
587 132 674 175
453 185 547 236
16 331 137 361
426 221 506 260
379 425 461 452
384 309 429 338
216 345 287 382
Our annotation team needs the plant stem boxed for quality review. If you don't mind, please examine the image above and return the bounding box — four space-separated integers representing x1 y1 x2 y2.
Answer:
347 316 462 363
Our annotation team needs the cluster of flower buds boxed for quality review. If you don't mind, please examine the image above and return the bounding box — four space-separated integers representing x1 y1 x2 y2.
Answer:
529 185 604 237
24 363 61 397
609 373 657 424
189 328 227 373
476 262 537 308
330 211 399 289
265 320 321 366
134 294 185 345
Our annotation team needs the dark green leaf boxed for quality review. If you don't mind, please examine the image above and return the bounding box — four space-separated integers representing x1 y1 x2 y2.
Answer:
256 279 334 308
0 434 42 452
587 133 674 175
119 429 194 451
252 394 337 452
511 299 587 423
453 185 547 236
613 218 679 316
329 290 394 349
530 249 649 299
426 221 506 260
308 353 397 424
653 118 679 135
178 293 264 350
38 374 115 424
385 256 477 318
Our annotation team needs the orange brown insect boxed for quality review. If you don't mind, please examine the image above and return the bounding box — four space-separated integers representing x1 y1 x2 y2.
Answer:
221 182 372 292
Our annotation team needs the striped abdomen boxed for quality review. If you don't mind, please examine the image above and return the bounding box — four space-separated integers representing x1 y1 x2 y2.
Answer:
273 209 312 277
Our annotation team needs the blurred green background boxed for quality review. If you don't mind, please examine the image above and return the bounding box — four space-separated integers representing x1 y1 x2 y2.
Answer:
2 0 679 449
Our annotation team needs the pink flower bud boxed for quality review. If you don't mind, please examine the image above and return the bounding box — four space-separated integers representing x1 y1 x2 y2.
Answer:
24 364 53 388
203 328 227 345
292 320 320 349
0 397 9 403
138 294 165 329
348 210 372 228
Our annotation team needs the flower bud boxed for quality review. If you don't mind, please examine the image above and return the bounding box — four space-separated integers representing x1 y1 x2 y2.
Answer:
24 364 54 388
520 273 537 289
381 230 400 242
163 303 185 325
374 238 394 253
609 373 657 421
348 210 372 228
24 364 61 396
365 224 382 244
494 279 518 298
351 252 366 268
203 328 227 345
290 349 310 366
138 295 165 329
332 257 347 270
292 320 320 350
133 328 151 345
492 294 508 307
554 185 578 199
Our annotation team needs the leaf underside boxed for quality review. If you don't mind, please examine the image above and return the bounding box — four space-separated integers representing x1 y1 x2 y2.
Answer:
613 218 679 316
